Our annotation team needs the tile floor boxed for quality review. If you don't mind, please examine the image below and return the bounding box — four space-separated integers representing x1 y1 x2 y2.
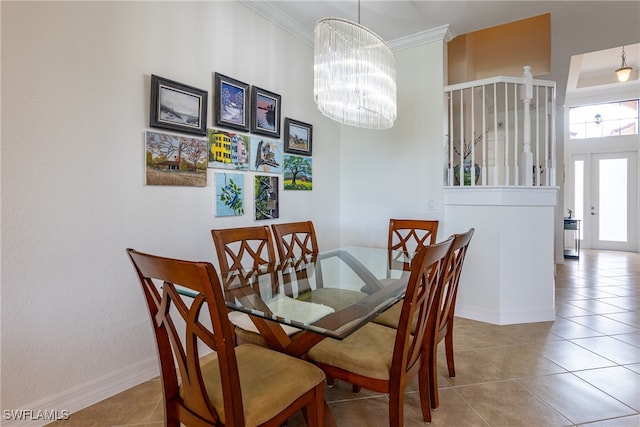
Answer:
47 249 640 426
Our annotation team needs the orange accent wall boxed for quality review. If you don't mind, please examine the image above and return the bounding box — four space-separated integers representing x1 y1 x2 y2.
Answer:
448 13 551 84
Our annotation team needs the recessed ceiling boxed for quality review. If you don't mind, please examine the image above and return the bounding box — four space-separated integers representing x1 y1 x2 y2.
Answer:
568 44 639 92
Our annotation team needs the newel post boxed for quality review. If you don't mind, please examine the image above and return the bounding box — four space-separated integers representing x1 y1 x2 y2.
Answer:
520 66 534 186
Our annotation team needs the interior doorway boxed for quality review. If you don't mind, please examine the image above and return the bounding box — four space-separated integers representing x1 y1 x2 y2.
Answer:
570 152 637 251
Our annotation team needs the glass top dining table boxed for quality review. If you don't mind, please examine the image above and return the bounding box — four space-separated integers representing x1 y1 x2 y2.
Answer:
220 246 413 356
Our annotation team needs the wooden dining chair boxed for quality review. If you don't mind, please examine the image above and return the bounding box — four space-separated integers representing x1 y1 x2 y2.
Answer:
387 218 439 272
372 228 475 411
126 248 325 427
211 225 277 274
306 237 454 427
271 221 325 292
428 227 475 409
271 221 319 262
211 226 298 347
271 221 363 316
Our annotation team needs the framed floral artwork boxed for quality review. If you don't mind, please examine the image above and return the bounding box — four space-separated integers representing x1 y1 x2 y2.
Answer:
215 172 244 217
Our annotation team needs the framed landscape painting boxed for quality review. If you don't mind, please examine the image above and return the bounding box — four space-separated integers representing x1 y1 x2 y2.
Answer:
251 86 281 138
283 118 312 156
214 72 250 132
150 75 208 136
145 131 207 186
283 155 312 190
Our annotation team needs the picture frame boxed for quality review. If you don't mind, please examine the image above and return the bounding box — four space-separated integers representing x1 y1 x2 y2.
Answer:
251 86 281 138
144 130 208 187
250 136 283 174
150 75 208 136
255 175 279 220
283 118 313 156
214 72 250 132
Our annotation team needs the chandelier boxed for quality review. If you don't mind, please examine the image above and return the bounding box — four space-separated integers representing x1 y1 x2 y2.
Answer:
615 46 632 82
313 8 397 129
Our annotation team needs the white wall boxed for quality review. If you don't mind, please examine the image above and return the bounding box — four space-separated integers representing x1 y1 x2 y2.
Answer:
339 40 447 247
1 1 449 418
1 0 344 416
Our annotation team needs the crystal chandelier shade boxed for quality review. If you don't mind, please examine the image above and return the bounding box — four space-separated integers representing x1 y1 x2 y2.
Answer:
314 17 397 130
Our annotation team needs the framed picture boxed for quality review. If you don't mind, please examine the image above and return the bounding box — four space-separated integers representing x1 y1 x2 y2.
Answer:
250 136 283 174
207 128 250 171
283 118 312 156
214 72 250 132
215 172 244 217
145 131 207 187
150 75 208 136
255 175 279 220
251 86 281 138
283 154 312 191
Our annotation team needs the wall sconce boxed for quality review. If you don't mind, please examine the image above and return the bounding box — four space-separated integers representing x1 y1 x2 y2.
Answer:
615 46 632 82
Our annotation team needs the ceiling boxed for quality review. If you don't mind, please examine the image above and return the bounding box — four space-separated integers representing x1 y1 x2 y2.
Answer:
242 1 640 104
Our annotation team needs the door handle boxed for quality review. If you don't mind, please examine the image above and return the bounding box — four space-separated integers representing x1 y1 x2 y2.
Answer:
591 212 597 215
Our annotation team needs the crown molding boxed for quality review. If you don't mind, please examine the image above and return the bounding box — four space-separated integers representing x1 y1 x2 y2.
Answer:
240 1 455 51
389 24 455 51
240 0 313 46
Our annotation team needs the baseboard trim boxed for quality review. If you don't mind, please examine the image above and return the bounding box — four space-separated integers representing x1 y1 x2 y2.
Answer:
456 306 556 325
2 357 158 427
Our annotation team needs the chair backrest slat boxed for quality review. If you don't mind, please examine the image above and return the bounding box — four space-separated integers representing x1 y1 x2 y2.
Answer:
211 226 277 275
271 221 319 261
388 219 439 272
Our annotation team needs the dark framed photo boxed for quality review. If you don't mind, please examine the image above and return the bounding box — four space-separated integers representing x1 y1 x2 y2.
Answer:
283 118 312 156
251 86 281 138
214 72 250 132
150 75 207 136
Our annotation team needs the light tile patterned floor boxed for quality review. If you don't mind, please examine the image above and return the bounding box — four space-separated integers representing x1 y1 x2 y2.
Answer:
47 249 640 426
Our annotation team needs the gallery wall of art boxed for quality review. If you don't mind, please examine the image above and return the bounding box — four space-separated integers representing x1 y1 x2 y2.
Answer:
146 72 315 221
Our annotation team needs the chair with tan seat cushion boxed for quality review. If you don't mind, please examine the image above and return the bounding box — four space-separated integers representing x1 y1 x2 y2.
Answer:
372 228 475 410
272 220 365 317
127 248 325 427
306 237 453 427
211 225 300 347
428 227 474 408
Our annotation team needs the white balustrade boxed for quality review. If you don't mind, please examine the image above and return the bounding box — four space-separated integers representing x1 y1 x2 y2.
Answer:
445 67 556 187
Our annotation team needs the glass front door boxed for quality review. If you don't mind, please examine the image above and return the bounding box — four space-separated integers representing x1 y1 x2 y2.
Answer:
570 152 637 251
